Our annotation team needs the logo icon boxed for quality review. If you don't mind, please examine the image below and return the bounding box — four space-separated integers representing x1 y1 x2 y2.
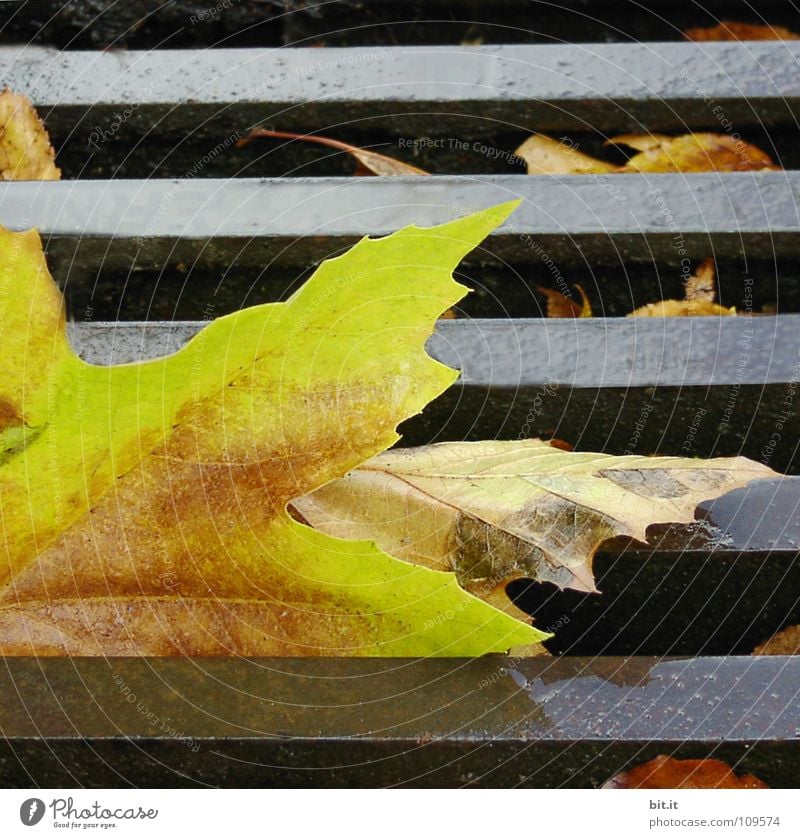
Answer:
19 799 45 826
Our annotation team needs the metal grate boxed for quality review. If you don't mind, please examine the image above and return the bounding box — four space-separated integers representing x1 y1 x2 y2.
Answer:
1 0 799 788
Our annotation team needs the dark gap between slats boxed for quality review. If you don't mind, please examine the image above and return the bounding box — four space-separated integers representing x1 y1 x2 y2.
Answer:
3 0 800 48
50 125 800 182
57 257 800 322
404 383 800 475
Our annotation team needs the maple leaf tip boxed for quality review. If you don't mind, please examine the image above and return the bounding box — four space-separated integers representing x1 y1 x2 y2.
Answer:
443 199 520 235
478 198 522 226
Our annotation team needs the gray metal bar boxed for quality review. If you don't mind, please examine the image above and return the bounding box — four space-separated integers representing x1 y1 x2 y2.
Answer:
3 174 800 269
431 316 800 388
68 316 800 388
0 42 799 134
0 655 797 787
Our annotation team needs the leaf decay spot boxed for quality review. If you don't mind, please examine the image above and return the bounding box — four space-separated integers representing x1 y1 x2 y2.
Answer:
0 397 20 430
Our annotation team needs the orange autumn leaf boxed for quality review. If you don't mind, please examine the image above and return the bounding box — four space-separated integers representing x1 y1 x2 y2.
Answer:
684 257 717 302
628 299 736 317
685 21 800 41
537 283 592 317
603 756 769 789
538 260 734 319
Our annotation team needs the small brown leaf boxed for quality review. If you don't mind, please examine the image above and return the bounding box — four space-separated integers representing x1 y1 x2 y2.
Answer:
685 21 800 41
237 129 429 176
460 33 484 47
515 134 616 175
628 259 737 317
753 625 800 655
537 283 593 317
684 257 717 302
0 88 60 180
603 756 769 789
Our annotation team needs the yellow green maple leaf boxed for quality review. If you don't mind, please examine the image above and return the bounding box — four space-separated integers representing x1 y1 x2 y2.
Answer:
0 203 547 656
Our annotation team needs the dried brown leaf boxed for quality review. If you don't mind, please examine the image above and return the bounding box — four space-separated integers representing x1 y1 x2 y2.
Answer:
515 134 616 175
237 129 429 176
684 257 717 302
628 300 736 317
294 440 777 600
629 259 737 317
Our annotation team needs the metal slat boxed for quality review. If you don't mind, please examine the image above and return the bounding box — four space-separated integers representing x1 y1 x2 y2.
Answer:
2 174 800 273
0 43 798 135
0 656 797 787
69 317 800 388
